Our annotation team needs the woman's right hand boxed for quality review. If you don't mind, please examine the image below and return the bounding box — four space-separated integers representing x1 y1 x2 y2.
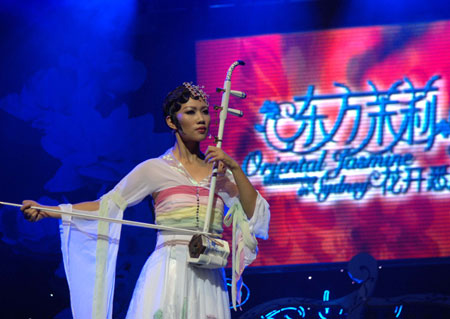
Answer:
20 200 52 222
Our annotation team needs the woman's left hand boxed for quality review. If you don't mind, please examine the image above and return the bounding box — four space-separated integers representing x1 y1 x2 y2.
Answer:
204 146 239 171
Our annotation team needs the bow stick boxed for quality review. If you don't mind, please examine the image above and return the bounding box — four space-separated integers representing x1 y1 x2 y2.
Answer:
0 201 221 238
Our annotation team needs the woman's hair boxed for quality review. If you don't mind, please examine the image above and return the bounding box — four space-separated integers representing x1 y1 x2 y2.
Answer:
163 82 208 130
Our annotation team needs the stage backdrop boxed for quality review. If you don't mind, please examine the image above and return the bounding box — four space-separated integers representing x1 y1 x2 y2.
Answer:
197 20 450 267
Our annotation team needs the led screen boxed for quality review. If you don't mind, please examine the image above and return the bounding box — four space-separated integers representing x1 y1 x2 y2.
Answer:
197 21 450 266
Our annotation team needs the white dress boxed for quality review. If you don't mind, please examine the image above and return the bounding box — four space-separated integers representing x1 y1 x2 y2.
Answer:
58 148 270 319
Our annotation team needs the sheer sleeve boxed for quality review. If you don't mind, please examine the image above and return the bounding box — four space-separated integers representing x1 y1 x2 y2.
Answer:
217 169 270 309
58 159 159 319
217 169 270 239
109 158 159 206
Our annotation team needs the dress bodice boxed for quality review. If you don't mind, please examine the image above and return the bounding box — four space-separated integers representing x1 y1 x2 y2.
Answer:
154 185 225 233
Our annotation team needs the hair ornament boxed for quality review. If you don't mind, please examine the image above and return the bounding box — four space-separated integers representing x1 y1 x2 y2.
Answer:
182 82 209 105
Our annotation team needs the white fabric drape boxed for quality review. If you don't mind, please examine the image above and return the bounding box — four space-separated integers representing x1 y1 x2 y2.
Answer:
58 148 270 318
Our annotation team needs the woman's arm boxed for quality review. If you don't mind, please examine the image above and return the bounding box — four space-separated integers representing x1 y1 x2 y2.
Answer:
21 159 158 222
21 200 100 222
205 146 257 219
227 165 256 219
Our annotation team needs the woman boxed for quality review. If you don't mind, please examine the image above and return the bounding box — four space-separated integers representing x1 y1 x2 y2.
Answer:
21 82 270 319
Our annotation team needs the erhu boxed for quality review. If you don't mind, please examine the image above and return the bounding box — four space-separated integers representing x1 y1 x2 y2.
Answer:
187 60 246 268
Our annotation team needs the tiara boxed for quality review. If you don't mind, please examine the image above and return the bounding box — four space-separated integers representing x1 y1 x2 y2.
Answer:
183 82 209 104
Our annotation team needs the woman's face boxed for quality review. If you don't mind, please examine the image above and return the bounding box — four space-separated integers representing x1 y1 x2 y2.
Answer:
174 97 210 142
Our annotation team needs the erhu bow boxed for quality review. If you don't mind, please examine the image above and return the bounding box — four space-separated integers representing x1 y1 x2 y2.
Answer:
0 201 220 237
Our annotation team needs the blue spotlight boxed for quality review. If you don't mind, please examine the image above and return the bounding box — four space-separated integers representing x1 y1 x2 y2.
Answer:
394 305 403 318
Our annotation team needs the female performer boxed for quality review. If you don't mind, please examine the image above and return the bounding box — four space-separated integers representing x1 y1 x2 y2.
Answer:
21 82 270 319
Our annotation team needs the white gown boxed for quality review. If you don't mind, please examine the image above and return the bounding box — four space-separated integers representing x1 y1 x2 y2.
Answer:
58 148 270 319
